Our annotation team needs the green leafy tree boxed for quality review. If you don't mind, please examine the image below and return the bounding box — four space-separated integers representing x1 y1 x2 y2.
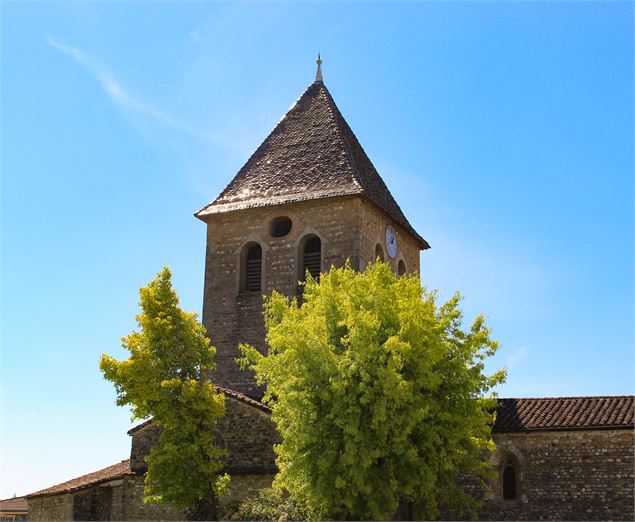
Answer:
225 488 322 521
100 267 228 520
241 263 505 520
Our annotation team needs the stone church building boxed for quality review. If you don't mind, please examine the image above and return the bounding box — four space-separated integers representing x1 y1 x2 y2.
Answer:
27 61 634 520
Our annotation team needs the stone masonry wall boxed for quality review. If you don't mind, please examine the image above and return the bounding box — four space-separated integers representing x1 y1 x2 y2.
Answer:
201 195 424 399
66 475 274 521
109 482 125 521
218 474 275 518
201 196 362 398
359 199 421 275
130 395 634 521
27 494 73 521
215 398 278 473
120 477 183 521
473 429 635 521
29 421 633 521
129 425 160 475
125 395 278 520
72 486 113 520
130 395 278 476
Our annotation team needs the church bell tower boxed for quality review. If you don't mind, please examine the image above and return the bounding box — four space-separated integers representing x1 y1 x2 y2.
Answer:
195 57 429 399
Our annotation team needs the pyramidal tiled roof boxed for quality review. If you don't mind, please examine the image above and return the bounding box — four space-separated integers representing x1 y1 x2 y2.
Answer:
195 79 429 249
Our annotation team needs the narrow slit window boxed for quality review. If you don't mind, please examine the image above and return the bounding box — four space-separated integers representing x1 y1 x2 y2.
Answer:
398 260 406 276
502 465 517 500
244 244 262 292
302 237 321 280
375 244 385 262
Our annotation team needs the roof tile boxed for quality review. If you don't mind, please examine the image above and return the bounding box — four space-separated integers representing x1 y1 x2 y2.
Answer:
0 496 28 513
26 460 132 498
195 81 429 249
493 396 634 432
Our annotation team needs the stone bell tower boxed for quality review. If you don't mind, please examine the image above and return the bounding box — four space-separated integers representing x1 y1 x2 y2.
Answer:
195 57 429 398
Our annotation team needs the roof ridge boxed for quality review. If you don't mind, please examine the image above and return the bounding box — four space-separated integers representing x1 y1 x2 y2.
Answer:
128 387 271 435
215 385 272 413
318 83 364 193
196 82 325 216
316 83 429 248
499 395 634 400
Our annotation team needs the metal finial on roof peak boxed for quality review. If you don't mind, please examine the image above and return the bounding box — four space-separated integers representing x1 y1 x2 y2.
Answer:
315 53 323 82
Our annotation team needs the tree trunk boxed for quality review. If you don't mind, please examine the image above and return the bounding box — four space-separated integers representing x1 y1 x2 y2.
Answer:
406 500 415 521
187 495 217 521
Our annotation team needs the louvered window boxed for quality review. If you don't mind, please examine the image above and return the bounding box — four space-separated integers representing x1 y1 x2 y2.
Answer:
375 244 385 262
502 465 517 500
302 237 321 281
244 244 262 292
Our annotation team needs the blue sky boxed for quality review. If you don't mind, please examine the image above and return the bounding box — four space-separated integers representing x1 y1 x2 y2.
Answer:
1 1 633 499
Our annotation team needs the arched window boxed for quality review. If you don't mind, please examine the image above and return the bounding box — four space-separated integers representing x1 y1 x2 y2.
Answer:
502 465 517 500
398 260 406 276
243 244 262 292
301 236 321 281
374 244 385 262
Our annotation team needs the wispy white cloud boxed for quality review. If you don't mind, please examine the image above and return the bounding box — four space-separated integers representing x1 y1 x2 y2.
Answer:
45 35 219 143
506 344 529 369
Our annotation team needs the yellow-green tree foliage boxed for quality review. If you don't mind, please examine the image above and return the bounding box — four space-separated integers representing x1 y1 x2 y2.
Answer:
100 267 227 514
241 263 505 520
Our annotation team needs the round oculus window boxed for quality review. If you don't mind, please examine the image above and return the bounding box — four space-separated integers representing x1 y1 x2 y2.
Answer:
270 217 293 237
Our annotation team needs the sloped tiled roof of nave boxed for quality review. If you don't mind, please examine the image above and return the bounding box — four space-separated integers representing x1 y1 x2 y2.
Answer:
26 460 133 498
195 80 429 249
494 396 635 432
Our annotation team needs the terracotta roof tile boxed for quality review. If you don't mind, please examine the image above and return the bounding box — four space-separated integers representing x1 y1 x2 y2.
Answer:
493 396 634 432
195 80 429 249
0 496 28 513
128 393 633 435
26 460 132 499
215 385 272 414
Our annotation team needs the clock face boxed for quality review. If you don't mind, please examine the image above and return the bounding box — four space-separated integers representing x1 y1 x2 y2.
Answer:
385 225 397 259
